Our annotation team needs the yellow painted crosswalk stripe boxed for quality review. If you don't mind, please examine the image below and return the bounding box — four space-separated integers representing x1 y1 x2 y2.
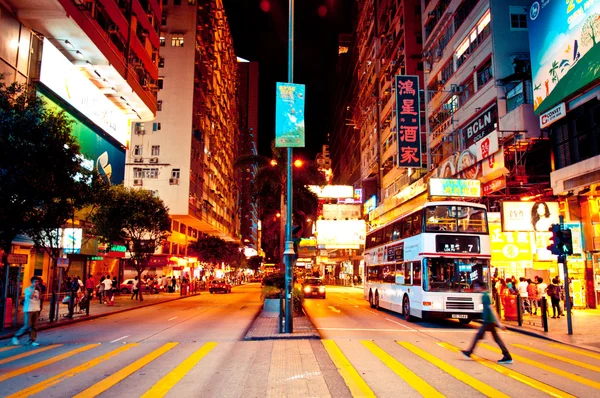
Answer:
141 342 217 398
399 342 509 398
438 342 576 398
0 346 18 353
322 340 376 398
0 344 99 383
0 344 62 365
481 343 600 390
73 342 178 398
6 344 138 398
513 344 600 373
548 343 600 361
362 340 444 397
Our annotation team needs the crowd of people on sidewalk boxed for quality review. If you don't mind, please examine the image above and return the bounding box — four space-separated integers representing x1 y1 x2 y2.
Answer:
493 274 573 319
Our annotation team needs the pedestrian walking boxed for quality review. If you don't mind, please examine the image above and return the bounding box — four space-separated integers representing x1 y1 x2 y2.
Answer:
98 276 105 304
517 277 529 314
171 276 176 292
85 274 95 302
131 276 140 300
13 277 41 346
527 279 538 315
462 281 512 364
547 278 561 318
103 275 113 304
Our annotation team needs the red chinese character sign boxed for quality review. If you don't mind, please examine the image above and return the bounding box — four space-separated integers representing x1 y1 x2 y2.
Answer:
395 75 421 168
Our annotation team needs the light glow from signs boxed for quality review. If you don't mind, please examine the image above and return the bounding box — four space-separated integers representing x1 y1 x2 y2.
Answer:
307 185 354 199
501 201 560 232
363 195 377 215
62 228 83 253
316 220 366 249
39 38 130 147
429 178 481 198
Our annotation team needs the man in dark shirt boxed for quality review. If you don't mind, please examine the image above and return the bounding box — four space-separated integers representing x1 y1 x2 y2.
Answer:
462 281 512 364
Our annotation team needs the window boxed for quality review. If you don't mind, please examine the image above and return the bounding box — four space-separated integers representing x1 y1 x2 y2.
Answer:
188 0 196 4
157 100 162 111
151 145 160 156
158 57 165 68
160 32 166 47
174 0 181 5
134 168 159 178
162 0 167 4
510 6 528 30
171 168 181 179
153 122 161 131
477 59 493 87
425 205 488 233
454 10 491 69
412 262 422 286
133 145 142 156
161 13 167 26
172 35 184 47
424 258 490 292
158 78 163 89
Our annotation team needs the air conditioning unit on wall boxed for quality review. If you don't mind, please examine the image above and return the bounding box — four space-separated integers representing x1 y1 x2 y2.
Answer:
133 157 143 163
149 157 159 163
133 179 143 186
169 178 179 185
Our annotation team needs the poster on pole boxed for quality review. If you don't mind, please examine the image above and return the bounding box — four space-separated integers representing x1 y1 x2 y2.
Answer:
395 75 421 168
275 82 305 147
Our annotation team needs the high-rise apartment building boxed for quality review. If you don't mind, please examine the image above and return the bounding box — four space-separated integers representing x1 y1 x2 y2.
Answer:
236 58 259 252
125 0 239 266
2 0 161 285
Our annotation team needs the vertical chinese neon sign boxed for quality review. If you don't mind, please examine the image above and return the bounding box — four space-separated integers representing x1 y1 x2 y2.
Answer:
395 75 421 168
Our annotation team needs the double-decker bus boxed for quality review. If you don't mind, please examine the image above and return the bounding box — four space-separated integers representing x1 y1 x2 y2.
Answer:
364 201 490 324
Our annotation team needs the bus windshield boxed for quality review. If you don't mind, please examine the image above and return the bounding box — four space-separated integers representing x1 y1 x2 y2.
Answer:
424 205 487 233
423 258 490 292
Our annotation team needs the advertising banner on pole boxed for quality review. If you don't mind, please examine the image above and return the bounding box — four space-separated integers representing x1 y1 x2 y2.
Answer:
275 82 305 147
395 75 421 168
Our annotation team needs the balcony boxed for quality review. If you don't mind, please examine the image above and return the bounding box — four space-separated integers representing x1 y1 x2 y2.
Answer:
499 81 540 140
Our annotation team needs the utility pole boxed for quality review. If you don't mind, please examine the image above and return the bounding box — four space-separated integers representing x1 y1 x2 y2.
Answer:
559 215 573 335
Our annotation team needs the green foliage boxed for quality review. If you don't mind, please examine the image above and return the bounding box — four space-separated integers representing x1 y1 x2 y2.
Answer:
261 285 281 300
189 235 227 264
0 79 95 256
247 255 263 271
91 185 171 275
262 272 285 289
292 287 304 314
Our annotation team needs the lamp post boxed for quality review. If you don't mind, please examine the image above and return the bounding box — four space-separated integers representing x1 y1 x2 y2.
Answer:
283 0 295 333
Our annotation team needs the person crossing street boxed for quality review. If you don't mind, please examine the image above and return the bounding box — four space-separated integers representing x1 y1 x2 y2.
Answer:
12 277 41 346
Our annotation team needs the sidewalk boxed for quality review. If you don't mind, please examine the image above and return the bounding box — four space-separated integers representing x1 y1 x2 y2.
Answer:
244 312 320 340
1 290 201 339
501 307 600 352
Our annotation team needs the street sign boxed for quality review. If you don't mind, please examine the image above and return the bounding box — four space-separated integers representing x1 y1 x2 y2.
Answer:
7 254 28 264
57 258 70 268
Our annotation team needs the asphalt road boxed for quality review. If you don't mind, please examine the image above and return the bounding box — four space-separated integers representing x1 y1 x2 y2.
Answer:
0 283 599 397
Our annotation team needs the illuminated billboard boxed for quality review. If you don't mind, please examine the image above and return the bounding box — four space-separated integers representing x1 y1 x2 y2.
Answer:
429 178 481 198
501 201 560 232
307 185 354 199
40 38 131 147
275 82 305 147
528 0 600 114
316 220 366 249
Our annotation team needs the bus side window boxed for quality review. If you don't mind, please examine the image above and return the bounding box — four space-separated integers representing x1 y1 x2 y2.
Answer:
412 262 422 286
392 221 402 240
403 262 412 285
395 262 405 284
402 215 412 239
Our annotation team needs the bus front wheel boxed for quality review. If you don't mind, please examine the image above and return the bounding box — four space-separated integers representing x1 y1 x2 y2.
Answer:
403 296 412 322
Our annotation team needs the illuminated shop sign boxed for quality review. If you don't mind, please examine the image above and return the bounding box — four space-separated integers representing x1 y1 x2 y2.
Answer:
363 195 378 215
539 102 566 128
316 220 366 249
429 178 481 198
62 228 83 254
39 38 131 147
275 82 305 147
528 0 600 114
395 75 421 168
308 185 354 199
462 105 497 147
501 201 560 232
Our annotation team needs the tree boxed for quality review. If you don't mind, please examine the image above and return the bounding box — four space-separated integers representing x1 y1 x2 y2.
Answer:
0 79 97 295
91 185 171 301
247 255 263 272
581 13 600 48
189 235 228 265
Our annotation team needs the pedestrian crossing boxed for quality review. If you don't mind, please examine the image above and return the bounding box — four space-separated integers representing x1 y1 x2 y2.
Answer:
0 338 598 397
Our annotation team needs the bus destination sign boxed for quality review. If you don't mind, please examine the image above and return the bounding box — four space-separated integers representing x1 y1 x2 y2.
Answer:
436 236 480 254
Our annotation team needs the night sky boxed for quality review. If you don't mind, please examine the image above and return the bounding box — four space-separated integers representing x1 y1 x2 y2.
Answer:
223 0 354 160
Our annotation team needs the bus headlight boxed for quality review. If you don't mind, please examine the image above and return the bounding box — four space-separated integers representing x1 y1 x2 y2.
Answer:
478 303 484 310
423 301 442 309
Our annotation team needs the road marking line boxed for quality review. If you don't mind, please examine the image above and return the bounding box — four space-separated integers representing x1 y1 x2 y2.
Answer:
0 344 99 383
141 342 217 398
547 343 600 361
480 343 600 390
328 306 341 313
73 342 178 398
364 309 380 316
110 335 129 343
512 344 600 373
322 340 375 398
0 346 18 353
168 317 178 321
385 318 416 330
438 342 576 398
6 344 138 398
362 340 444 397
317 327 415 332
399 342 508 398
0 344 62 365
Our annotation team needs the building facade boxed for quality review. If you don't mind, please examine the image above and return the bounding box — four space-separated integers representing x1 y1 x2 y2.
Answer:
2 0 160 288
236 58 259 252
124 0 240 276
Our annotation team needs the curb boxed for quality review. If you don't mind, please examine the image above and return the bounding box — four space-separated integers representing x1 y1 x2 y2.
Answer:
0 293 201 340
243 305 321 341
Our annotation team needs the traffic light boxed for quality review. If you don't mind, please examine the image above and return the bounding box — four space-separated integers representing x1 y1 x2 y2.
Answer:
547 224 562 255
560 229 573 255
